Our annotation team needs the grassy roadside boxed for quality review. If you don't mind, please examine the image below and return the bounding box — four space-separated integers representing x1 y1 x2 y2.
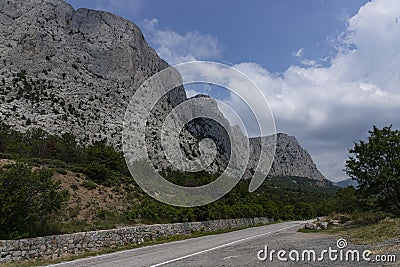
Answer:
0 222 276 267
327 217 400 245
299 212 400 252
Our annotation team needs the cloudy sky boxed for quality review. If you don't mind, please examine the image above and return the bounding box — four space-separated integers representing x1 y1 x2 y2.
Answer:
66 0 400 182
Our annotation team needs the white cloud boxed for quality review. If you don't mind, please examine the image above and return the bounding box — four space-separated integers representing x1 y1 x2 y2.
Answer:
142 19 222 65
292 48 324 67
293 48 304 58
300 59 319 67
330 0 400 92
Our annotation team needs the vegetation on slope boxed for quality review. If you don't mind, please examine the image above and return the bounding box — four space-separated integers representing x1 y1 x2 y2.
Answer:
0 164 68 239
0 120 345 239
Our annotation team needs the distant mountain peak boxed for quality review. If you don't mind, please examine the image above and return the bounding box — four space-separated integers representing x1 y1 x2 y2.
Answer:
335 178 358 188
246 133 327 181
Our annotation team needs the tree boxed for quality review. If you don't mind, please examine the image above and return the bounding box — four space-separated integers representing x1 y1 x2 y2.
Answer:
0 164 69 239
84 161 109 183
85 140 127 175
55 132 81 163
346 126 400 214
322 187 368 214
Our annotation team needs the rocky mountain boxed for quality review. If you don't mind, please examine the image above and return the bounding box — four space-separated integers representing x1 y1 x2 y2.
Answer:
248 133 326 181
0 0 328 182
0 0 173 146
336 178 358 188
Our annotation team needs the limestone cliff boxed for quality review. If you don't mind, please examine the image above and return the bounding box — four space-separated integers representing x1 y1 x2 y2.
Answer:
0 0 328 181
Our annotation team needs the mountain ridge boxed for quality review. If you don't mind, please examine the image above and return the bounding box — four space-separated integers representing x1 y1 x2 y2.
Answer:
335 178 358 188
0 0 329 182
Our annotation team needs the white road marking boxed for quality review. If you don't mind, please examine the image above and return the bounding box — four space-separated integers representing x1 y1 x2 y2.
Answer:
223 255 240 260
150 222 303 267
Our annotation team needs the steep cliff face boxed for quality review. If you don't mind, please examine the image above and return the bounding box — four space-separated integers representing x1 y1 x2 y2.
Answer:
0 0 174 146
271 133 325 180
246 133 326 181
0 0 328 181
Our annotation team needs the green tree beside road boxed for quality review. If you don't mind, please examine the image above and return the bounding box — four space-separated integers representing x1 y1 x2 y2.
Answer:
346 126 400 214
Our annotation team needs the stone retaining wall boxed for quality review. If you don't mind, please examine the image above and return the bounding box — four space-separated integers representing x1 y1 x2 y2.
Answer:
0 217 272 262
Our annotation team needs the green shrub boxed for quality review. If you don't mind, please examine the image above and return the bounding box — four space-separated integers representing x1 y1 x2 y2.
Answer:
81 180 97 190
83 161 109 183
0 164 69 239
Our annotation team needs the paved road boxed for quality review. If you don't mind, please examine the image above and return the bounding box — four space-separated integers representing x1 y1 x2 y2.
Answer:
48 220 394 267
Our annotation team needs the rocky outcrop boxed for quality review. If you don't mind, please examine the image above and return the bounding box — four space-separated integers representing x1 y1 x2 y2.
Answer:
246 133 326 181
0 0 327 181
0 0 171 146
269 133 325 180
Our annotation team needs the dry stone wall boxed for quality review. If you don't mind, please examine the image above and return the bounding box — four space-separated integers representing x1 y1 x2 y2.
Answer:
0 217 273 262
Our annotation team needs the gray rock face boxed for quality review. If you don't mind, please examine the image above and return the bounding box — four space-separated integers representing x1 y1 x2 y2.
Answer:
245 133 326 181
269 133 325 181
0 0 171 146
0 0 327 181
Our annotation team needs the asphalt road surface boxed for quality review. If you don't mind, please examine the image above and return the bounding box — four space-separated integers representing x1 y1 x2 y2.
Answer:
48 220 395 267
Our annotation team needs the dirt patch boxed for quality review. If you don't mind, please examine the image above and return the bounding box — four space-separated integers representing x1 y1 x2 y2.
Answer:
0 158 16 167
53 171 132 223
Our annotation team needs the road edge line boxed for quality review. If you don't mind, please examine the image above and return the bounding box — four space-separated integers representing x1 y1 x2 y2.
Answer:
151 222 304 267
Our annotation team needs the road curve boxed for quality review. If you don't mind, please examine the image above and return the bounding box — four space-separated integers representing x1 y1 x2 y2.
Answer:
47 220 311 267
